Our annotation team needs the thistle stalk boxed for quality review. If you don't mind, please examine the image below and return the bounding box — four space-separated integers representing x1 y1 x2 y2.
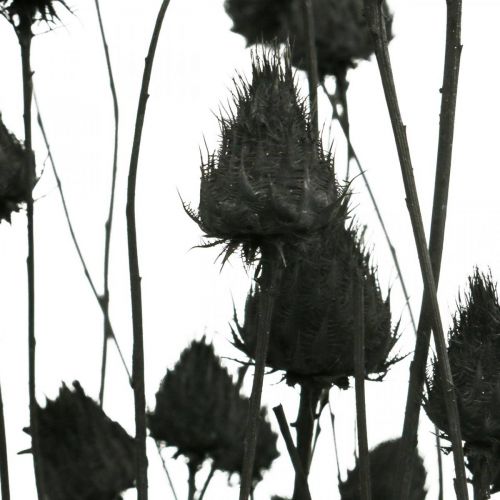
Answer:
126 1 171 498
471 456 489 500
0 381 10 500
197 464 215 500
362 1 468 498
187 463 197 500
398 0 463 497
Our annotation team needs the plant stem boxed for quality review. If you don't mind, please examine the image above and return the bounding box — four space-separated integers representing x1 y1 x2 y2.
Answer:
334 69 353 179
126 2 171 499
328 398 342 480
18 19 45 500
353 276 371 500
437 433 444 500
239 255 282 500
273 405 312 500
398 0 463 497
0 381 10 500
471 455 490 500
94 0 120 408
363 1 468 498
187 463 197 500
155 443 179 500
198 464 215 500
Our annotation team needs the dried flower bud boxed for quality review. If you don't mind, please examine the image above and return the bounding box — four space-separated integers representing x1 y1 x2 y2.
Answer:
232 220 399 389
338 438 427 500
187 50 342 263
24 381 135 500
148 338 278 481
0 0 69 25
0 115 29 223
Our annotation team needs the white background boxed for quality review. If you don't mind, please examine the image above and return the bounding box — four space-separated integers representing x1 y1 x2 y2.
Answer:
0 0 499 498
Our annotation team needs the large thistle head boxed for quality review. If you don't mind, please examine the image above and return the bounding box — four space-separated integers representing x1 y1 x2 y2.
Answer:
24 381 135 500
148 338 278 481
232 219 399 389
0 115 30 223
0 0 69 27
425 270 500 487
338 438 427 500
186 49 343 264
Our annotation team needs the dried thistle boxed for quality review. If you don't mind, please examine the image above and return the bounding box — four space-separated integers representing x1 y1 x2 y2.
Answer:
148 338 278 481
425 270 500 496
23 381 135 500
232 220 399 389
186 50 343 264
0 115 29 223
338 438 427 500
0 0 69 26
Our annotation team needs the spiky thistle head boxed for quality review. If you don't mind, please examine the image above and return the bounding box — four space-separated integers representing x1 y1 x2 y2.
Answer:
0 0 69 27
232 219 399 389
187 49 344 265
425 270 500 483
338 438 427 500
148 338 278 480
24 381 135 500
0 114 29 223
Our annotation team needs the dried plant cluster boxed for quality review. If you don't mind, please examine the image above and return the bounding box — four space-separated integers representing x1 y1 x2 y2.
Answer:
0 0 68 24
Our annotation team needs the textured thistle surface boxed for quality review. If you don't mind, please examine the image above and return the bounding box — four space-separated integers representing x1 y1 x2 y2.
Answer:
338 438 427 500
232 219 399 389
0 115 28 223
148 338 278 479
24 381 135 500
0 0 68 23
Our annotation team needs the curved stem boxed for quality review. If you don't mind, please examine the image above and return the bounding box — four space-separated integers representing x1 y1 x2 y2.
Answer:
0 381 10 500
155 443 179 500
334 69 352 179
197 464 215 500
126 2 171 498
363 1 467 498
187 463 197 500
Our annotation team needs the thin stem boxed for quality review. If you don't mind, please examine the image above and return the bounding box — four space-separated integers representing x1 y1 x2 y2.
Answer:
353 276 371 500
197 464 215 500
398 0 463 497
94 0 120 408
437 434 444 500
126 2 171 499
0 381 10 500
239 257 282 500
334 69 352 179
187 463 197 500
301 0 319 138
33 95 132 385
273 405 312 500
328 398 341 481
363 1 468 498
18 20 44 500
155 443 179 500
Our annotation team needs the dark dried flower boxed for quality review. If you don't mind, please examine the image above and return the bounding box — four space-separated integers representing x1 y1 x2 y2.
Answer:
224 0 393 79
148 338 278 481
425 270 500 493
0 0 69 25
186 50 343 264
338 438 427 500
232 220 399 389
0 114 29 223
24 381 135 500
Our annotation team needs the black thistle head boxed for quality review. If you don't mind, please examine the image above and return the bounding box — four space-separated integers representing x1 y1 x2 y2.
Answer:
232 219 399 389
148 338 278 480
0 0 69 27
24 381 135 500
0 115 30 223
425 270 500 487
338 438 427 500
186 49 343 265
224 0 393 79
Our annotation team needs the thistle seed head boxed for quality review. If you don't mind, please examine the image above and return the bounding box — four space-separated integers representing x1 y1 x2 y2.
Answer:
24 381 135 500
0 0 69 26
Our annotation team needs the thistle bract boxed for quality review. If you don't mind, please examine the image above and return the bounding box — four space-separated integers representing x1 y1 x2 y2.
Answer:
233 220 398 388
0 115 29 223
338 438 427 500
24 381 135 500
0 0 68 24
189 51 341 263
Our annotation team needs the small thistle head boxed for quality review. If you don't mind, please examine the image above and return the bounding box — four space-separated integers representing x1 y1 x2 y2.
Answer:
338 438 427 500
24 381 135 500
232 219 399 389
0 0 69 26
189 49 343 264
0 115 29 223
426 270 500 456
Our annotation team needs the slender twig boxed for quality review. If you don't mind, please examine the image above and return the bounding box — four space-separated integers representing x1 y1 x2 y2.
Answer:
197 464 215 500
94 0 120 407
239 257 282 500
155 443 179 500
17 19 44 500
33 94 132 385
363 1 468 498
0 381 10 500
126 2 171 498
334 69 353 179
328 398 342 481
353 276 371 500
273 405 312 500
187 463 197 500
398 0 463 497
437 434 444 500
